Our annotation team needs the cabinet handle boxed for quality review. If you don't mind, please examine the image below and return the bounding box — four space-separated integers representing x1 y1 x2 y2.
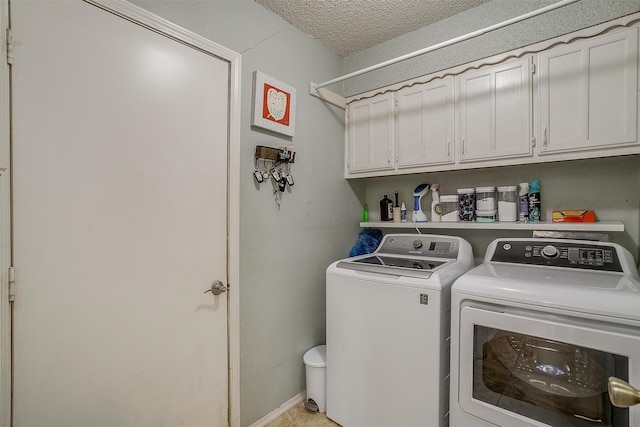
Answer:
447 140 451 157
388 147 392 164
543 127 548 150
462 138 466 156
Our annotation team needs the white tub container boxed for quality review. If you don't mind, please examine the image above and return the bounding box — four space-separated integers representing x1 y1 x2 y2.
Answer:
440 195 459 222
475 186 497 211
497 186 518 222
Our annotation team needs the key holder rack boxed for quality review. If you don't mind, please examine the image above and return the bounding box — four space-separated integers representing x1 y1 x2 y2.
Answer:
254 145 296 208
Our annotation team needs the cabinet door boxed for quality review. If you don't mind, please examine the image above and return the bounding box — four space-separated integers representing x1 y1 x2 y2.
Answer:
396 77 454 169
457 56 533 162
538 27 638 154
346 93 395 173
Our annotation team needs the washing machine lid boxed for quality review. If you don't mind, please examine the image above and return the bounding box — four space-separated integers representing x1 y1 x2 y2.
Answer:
453 238 640 322
333 234 474 280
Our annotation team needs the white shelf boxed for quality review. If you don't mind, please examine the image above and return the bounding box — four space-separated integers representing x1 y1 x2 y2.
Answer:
360 221 624 232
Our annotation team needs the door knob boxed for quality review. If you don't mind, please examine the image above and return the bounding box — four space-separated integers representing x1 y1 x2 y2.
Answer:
608 377 640 407
204 280 227 295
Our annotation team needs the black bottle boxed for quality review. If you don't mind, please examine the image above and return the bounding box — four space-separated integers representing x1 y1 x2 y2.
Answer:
380 194 393 221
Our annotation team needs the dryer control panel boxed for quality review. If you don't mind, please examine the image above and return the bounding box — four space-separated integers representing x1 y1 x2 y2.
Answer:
490 240 624 272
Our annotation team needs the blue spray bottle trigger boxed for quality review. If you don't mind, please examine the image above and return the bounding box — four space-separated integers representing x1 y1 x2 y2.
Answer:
414 183 429 193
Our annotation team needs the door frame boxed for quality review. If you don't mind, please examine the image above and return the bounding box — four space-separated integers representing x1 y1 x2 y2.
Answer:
0 1 241 426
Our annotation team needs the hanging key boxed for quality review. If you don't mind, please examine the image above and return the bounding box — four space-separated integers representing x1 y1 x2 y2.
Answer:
278 176 287 192
286 173 294 187
253 169 264 183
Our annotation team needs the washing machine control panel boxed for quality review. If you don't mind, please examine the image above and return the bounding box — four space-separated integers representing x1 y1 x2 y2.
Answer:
380 235 459 259
490 240 623 272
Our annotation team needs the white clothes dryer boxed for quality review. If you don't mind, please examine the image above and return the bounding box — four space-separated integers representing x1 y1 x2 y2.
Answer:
326 234 474 427
450 238 640 427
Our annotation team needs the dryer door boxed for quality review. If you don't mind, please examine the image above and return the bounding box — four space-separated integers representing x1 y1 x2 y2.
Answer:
458 306 640 427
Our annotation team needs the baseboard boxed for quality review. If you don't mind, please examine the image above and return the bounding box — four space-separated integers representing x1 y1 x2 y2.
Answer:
248 391 306 427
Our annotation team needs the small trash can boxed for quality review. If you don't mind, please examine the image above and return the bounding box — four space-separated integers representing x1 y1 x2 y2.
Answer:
303 344 326 413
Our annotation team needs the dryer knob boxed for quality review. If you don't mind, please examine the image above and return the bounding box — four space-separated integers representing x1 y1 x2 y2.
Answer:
542 245 559 258
413 239 423 249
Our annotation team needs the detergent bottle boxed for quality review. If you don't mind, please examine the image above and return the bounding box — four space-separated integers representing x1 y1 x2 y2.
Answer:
528 180 541 222
518 182 529 223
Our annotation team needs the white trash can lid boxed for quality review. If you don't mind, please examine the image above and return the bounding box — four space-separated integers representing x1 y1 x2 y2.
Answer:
303 345 326 368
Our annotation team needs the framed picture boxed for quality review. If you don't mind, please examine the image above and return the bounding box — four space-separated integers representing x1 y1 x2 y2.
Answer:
252 71 296 137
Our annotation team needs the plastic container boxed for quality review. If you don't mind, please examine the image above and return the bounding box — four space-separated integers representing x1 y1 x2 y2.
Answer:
497 186 518 222
457 188 476 222
303 345 327 413
476 209 497 222
440 195 459 222
475 186 497 211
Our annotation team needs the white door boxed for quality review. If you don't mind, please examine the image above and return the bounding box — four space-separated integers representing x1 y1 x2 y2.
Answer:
11 1 230 425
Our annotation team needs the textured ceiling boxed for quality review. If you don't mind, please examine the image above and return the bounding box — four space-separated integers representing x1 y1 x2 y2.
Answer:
256 0 490 57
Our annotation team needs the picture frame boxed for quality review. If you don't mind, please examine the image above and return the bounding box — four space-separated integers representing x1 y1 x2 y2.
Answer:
252 71 296 137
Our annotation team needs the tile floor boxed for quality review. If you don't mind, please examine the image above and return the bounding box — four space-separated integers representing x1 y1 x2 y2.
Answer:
266 402 341 427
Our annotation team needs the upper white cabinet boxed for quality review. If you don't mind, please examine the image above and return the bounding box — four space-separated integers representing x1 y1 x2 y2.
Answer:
396 77 455 169
538 27 639 155
457 56 533 162
346 92 395 174
343 14 640 178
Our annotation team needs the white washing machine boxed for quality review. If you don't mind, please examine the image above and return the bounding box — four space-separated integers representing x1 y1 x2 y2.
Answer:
450 238 640 427
326 233 474 427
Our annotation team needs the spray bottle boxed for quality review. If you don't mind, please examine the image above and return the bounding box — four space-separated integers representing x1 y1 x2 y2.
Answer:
528 180 541 222
430 184 441 222
518 182 529 223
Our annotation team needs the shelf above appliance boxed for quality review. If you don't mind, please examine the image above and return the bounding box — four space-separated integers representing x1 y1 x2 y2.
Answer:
360 221 624 232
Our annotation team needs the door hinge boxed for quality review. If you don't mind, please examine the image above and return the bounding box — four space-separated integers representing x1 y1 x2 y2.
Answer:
6 28 13 65
8 267 15 302
531 63 536 74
